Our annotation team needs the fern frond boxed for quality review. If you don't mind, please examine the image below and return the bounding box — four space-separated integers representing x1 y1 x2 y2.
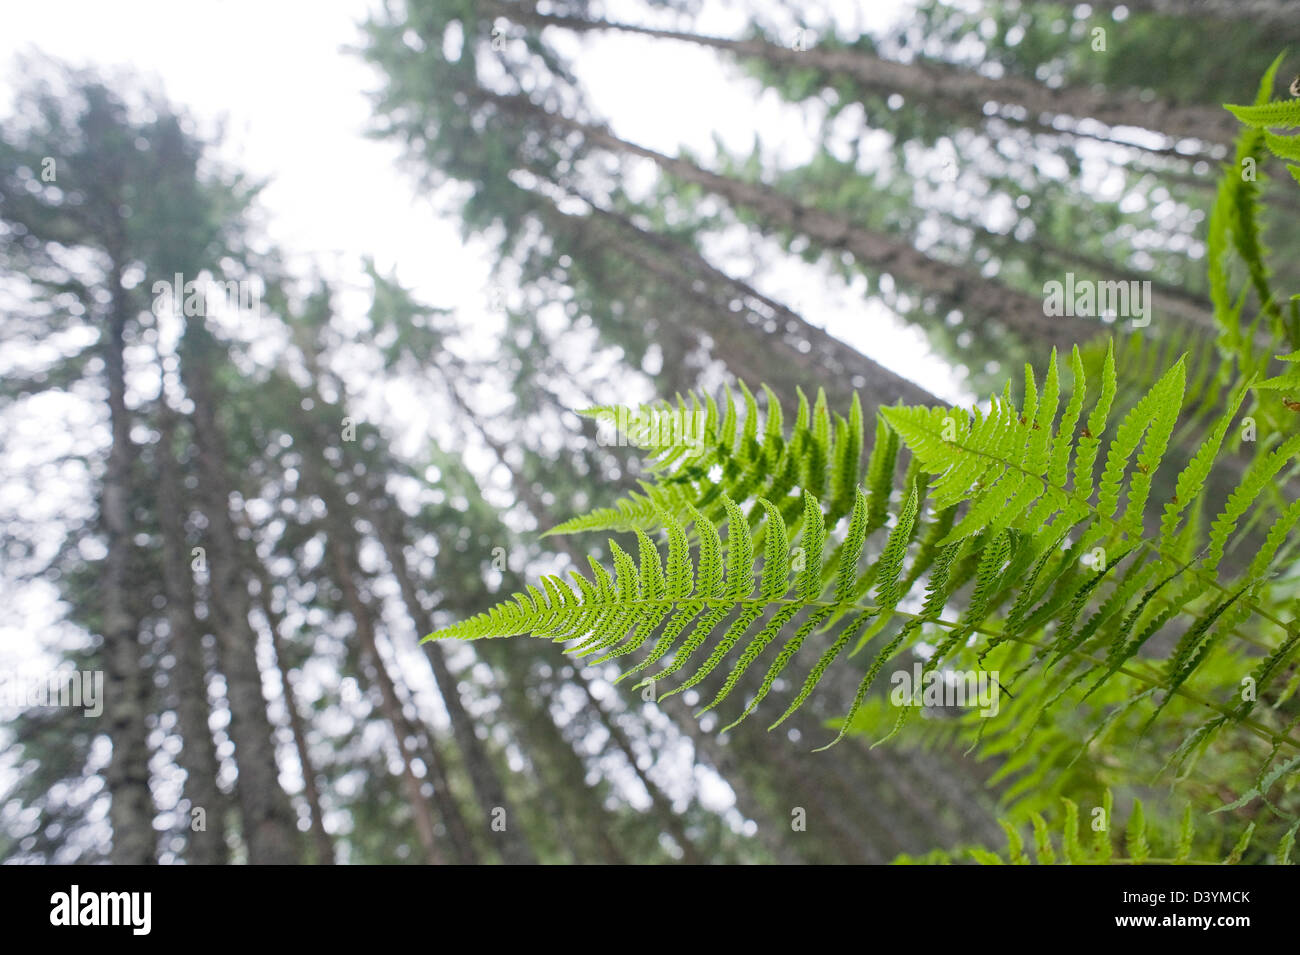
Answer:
435 348 1300 763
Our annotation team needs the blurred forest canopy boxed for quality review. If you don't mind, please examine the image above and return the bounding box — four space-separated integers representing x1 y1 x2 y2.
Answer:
2 0 1299 865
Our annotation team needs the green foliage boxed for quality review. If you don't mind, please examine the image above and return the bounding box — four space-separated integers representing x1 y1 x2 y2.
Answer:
892 792 1296 865
1215 53 1294 353
431 341 1300 767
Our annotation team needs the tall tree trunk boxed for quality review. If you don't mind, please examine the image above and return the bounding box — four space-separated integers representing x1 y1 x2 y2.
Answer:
486 661 628 863
155 401 230 864
381 656 481 865
181 327 300 864
362 500 539 864
486 90 1080 351
244 560 335 865
655 695 807 863
487 2 1241 149
288 321 501 865
288 405 444 864
102 270 154 865
328 536 444 865
933 208 1233 337
529 180 939 414
574 681 703 863
287 329 537 863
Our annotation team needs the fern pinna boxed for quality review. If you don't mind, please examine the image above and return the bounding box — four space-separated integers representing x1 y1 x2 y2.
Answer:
428 60 1300 863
